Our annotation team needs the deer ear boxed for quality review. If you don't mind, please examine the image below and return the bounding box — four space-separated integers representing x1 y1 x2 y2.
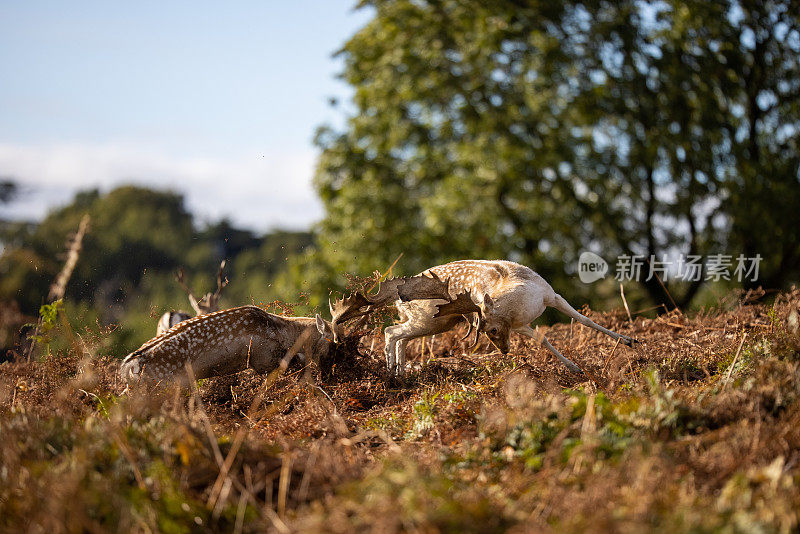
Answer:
315 314 328 335
483 294 495 313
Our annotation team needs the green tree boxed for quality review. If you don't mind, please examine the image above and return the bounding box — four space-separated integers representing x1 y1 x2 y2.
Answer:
1 185 317 354
0 186 196 326
722 0 800 289
30 187 195 306
296 0 799 310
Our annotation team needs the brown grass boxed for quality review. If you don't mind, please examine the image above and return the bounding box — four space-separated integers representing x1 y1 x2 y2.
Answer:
1 289 799 532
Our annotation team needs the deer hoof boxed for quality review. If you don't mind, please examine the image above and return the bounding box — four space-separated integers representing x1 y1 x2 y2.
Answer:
624 336 640 347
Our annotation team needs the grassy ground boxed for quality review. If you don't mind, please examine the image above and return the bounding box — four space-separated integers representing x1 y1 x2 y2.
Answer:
2 289 800 533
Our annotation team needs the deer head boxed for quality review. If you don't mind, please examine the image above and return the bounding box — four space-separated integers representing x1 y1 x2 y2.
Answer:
433 292 510 353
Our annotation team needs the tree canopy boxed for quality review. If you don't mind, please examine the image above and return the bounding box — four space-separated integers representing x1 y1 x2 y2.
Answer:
297 0 799 309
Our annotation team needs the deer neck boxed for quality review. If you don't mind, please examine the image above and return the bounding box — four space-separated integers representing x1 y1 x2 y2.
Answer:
272 315 320 347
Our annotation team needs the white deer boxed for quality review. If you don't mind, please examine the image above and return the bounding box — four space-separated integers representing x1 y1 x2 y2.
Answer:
122 306 340 385
156 261 228 335
334 260 637 375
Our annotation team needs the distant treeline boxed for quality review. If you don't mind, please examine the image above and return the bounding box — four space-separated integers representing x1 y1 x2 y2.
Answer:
0 185 312 354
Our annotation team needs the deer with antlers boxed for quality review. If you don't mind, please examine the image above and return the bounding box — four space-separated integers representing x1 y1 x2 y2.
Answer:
332 260 638 375
123 274 448 385
122 306 341 385
156 260 229 335
328 273 453 340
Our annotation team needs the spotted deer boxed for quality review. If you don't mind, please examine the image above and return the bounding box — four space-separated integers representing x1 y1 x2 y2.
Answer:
156 261 228 335
122 306 340 385
335 260 638 375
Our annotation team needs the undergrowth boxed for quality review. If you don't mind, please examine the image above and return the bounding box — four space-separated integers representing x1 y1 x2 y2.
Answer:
2 289 800 532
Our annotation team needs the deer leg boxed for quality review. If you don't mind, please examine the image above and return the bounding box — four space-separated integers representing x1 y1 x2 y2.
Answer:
550 294 638 346
395 338 410 372
385 325 446 376
515 325 584 374
384 324 402 374
541 335 584 374
385 324 424 375
385 308 461 375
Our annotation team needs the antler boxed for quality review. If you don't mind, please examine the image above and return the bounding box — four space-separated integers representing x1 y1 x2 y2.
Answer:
395 271 451 301
459 313 482 349
432 291 483 348
203 260 228 310
175 267 202 314
196 260 228 314
432 290 481 318
175 260 229 315
329 293 373 329
329 273 452 338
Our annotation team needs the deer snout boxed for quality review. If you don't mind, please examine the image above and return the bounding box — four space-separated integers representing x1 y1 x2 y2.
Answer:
331 324 346 344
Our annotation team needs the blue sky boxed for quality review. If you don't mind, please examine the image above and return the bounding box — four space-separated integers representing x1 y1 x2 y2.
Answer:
0 1 371 230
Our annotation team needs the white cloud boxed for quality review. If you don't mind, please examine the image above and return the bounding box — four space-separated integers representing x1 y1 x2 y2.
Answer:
0 142 323 231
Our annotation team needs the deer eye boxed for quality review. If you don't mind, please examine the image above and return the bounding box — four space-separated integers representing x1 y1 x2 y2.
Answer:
489 327 499 335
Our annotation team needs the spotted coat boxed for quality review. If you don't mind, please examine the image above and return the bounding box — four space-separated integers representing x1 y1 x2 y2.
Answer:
424 260 544 314
120 306 335 384
385 259 637 375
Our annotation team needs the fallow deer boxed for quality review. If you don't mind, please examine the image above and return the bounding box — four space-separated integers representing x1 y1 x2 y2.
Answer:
335 260 638 375
128 273 447 385
122 306 340 385
156 260 228 335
